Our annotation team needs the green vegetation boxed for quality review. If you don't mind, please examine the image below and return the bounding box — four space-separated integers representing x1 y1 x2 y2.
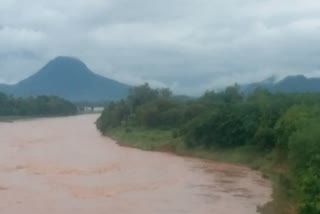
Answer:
109 128 180 151
0 92 77 117
108 127 269 167
97 83 320 214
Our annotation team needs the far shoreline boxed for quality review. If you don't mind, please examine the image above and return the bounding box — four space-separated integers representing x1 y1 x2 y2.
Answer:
0 113 99 123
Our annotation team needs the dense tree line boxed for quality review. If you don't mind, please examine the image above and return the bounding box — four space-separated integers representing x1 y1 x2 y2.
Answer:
0 92 77 116
97 83 320 214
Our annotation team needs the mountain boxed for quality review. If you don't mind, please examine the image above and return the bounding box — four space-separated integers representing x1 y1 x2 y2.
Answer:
241 76 277 93
242 75 320 94
0 56 130 101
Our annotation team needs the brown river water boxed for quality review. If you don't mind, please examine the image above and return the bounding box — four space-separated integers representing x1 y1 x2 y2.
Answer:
0 114 271 214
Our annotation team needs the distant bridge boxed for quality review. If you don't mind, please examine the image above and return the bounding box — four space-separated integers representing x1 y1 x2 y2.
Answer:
78 106 104 113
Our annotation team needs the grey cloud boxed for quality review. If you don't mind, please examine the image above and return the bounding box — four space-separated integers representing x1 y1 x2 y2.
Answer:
0 0 320 95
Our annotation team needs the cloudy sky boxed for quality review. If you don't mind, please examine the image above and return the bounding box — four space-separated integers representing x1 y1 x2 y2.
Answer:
1 0 320 94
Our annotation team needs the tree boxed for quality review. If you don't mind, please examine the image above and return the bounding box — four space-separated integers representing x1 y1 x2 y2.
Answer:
223 84 243 103
0 93 76 116
159 88 172 98
275 105 311 161
289 120 320 213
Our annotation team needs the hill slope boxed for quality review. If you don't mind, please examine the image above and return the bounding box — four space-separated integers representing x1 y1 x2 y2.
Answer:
0 56 129 101
241 75 320 93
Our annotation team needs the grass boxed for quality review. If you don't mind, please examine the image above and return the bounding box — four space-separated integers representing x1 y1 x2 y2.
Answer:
108 127 270 168
109 127 181 151
106 126 295 214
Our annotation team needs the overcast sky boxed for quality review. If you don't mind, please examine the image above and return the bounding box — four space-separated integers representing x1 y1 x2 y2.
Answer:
1 0 320 94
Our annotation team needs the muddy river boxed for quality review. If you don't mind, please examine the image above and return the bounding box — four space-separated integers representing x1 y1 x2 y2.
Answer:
0 114 271 214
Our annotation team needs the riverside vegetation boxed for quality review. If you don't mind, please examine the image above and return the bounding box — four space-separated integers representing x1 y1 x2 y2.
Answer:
0 92 77 119
97 83 320 214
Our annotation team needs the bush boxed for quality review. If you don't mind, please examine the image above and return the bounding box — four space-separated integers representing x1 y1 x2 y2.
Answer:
289 120 320 213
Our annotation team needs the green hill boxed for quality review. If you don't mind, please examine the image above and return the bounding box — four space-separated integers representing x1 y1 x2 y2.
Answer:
241 75 320 94
0 56 129 102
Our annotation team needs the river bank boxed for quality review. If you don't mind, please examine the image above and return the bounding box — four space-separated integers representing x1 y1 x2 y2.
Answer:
0 115 71 122
0 112 97 123
105 127 295 214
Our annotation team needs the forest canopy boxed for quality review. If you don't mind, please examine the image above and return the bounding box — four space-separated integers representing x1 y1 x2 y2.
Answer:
0 92 77 117
97 83 320 214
